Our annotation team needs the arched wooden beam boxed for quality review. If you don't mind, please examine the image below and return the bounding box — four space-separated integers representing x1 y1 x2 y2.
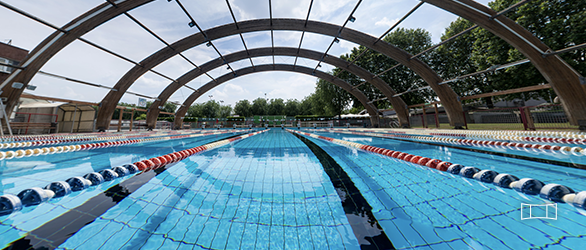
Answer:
146 47 410 129
0 0 154 117
96 18 464 131
425 0 586 126
174 64 381 129
4 1 583 129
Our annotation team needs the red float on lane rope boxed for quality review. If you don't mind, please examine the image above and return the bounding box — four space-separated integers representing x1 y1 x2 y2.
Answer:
426 159 441 169
417 157 431 165
436 161 452 171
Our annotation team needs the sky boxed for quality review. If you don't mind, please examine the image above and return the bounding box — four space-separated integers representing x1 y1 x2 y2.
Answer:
0 0 491 110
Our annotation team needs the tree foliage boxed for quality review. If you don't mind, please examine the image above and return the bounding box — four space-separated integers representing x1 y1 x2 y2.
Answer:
113 101 177 120
436 0 585 105
338 28 435 106
251 98 269 115
268 98 285 115
140 2 585 119
186 100 232 118
315 79 352 117
333 1 584 109
284 99 300 116
234 99 253 117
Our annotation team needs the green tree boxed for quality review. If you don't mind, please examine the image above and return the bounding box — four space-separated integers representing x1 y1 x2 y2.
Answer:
112 102 144 120
284 99 300 116
234 100 253 117
268 98 285 115
201 100 220 118
187 103 205 117
314 79 352 117
467 0 584 102
346 106 364 114
186 101 231 118
251 98 269 115
219 105 232 118
338 28 435 106
434 18 490 106
135 113 147 120
155 102 178 117
298 95 313 115
299 93 326 115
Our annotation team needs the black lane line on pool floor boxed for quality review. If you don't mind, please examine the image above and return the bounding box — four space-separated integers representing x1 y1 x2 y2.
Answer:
323 130 586 170
4 132 251 250
291 132 395 250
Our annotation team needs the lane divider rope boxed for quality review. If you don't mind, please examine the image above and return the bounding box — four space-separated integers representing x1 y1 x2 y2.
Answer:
0 129 268 216
319 128 586 157
287 129 586 210
0 130 248 160
0 130 225 149
333 128 586 145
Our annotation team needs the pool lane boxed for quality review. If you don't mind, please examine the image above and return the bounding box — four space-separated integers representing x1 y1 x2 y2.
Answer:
0 130 246 195
309 130 586 192
291 132 394 249
0 131 248 249
301 130 586 249
57 129 361 249
323 129 586 168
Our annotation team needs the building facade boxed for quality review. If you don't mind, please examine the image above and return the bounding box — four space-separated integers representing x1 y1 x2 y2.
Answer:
0 41 28 87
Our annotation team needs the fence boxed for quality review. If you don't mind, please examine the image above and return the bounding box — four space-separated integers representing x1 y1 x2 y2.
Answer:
71 104 579 132
10 112 58 135
463 107 526 130
407 104 576 130
526 104 576 130
462 104 576 130
108 120 173 131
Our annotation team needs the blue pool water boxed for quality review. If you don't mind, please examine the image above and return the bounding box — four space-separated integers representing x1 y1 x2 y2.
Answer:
1 128 585 249
330 129 586 167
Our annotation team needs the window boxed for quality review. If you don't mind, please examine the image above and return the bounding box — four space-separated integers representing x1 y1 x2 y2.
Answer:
0 57 15 74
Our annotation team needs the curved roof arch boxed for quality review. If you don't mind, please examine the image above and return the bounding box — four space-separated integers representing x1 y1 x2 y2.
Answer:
95 18 464 130
1 0 153 115
143 47 410 129
1 0 583 128
173 64 381 129
426 0 586 125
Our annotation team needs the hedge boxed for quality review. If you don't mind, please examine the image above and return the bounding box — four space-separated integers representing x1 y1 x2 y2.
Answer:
294 115 332 119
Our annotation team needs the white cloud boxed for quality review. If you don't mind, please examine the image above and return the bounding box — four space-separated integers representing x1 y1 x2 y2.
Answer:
1 0 496 109
375 17 398 27
211 83 250 102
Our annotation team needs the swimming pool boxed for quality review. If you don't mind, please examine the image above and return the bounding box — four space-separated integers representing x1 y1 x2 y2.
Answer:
1 128 585 249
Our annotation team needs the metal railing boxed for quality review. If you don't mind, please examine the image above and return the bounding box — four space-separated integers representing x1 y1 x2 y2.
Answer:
405 104 576 130
10 112 58 134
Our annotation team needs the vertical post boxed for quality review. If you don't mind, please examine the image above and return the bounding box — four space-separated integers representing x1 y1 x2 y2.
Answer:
0 98 13 136
54 113 58 134
434 103 439 128
463 111 468 130
71 104 78 133
129 109 134 131
92 105 97 132
523 106 535 131
519 107 528 130
77 109 82 132
25 113 31 134
422 105 427 128
118 109 123 132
